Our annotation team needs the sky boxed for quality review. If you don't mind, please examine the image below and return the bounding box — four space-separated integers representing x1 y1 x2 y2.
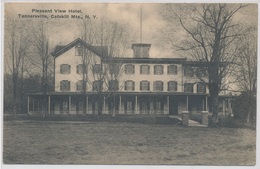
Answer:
4 3 258 58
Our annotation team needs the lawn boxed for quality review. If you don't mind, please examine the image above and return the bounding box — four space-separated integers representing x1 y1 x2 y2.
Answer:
3 120 256 165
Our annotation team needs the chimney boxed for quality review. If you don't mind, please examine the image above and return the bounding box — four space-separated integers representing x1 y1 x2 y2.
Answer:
132 44 151 58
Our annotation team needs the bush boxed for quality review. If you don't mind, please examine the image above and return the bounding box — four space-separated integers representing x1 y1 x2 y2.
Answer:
233 91 256 125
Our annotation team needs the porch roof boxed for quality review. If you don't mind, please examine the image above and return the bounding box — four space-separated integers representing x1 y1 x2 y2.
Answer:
27 91 209 96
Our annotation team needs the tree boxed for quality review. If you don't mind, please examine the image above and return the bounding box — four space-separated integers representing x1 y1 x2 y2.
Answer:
5 18 31 114
162 4 247 124
30 21 53 115
76 18 130 115
233 31 257 123
32 21 53 94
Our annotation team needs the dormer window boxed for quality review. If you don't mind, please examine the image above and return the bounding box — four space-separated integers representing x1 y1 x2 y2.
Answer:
75 44 83 56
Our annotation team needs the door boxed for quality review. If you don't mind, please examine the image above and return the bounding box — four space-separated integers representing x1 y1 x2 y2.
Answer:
169 97 178 115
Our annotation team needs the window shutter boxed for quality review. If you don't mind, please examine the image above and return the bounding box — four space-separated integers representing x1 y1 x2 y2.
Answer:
140 82 142 90
68 81 70 91
69 65 71 74
148 82 150 90
60 81 62 91
132 81 135 91
161 82 164 91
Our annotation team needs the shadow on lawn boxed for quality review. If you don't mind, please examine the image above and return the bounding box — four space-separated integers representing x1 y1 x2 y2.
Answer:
4 114 182 125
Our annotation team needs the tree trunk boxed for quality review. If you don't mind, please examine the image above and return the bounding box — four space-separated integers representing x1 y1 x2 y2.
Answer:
211 94 219 125
98 99 102 115
112 94 116 117
246 93 252 123
12 72 18 115
83 96 87 115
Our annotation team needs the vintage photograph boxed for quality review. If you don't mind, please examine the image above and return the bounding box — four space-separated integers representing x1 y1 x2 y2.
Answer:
3 2 257 166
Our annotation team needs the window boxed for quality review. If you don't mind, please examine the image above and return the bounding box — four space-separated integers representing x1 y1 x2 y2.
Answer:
60 80 70 91
76 101 83 112
75 44 83 56
76 80 83 91
154 101 163 111
168 65 177 74
93 80 103 91
93 64 102 74
125 64 135 74
197 83 206 93
60 64 70 74
184 67 194 77
77 64 84 74
125 80 135 91
184 83 194 93
140 101 149 111
109 80 119 91
168 81 177 91
109 64 120 74
126 101 134 111
140 65 150 74
154 81 163 91
140 81 150 91
154 65 164 75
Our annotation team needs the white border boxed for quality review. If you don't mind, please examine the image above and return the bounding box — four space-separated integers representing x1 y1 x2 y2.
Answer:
1 1 259 169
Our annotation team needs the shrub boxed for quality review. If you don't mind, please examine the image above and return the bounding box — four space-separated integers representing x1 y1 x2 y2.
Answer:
233 91 256 125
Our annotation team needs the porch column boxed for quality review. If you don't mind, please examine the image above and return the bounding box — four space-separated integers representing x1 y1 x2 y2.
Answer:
186 96 189 111
38 100 40 113
86 96 88 114
135 95 138 114
33 98 35 113
223 99 226 115
103 96 106 114
202 97 205 111
69 95 71 114
206 96 208 111
48 95 51 114
228 99 232 115
167 96 170 114
27 96 30 114
119 96 122 114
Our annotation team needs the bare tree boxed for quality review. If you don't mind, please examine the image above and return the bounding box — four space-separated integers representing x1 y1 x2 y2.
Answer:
162 4 247 124
234 31 257 123
29 21 54 115
5 18 31 114
32 21 53 95
77 18 130 115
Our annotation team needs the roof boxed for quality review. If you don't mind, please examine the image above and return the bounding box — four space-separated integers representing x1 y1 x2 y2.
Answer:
102 57 188 64
102 57 229 66
51 38 108 58
27 91 208 96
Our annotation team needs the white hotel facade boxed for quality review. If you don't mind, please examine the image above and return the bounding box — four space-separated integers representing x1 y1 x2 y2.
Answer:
27 38 233 116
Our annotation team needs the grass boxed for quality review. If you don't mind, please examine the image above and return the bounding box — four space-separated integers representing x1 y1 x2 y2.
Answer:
3 119 256 165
